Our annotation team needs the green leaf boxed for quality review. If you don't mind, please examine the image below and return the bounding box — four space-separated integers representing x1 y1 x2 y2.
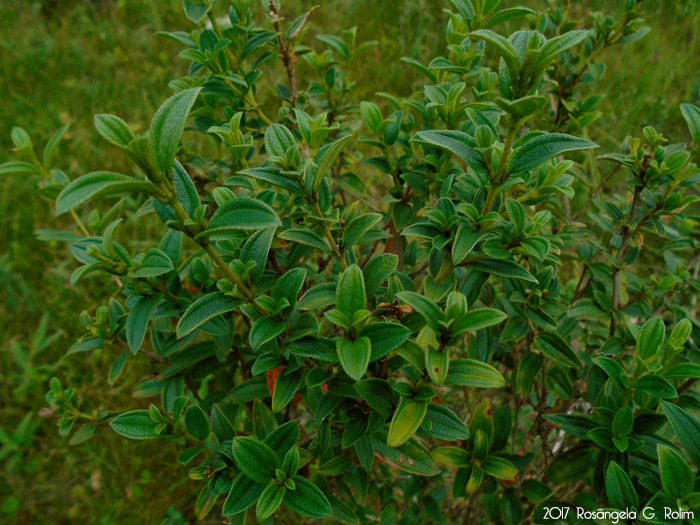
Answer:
545 414 597 440
242 31 279 60
424 402 470 441
11 127 32 154
126 295 161 354
662 362 700 379
336 336 372 382
316 33 349 57
469 29 520 74
313 135 352 191
69 424 97 445
42 124 69 167
387 397 428 448
669 319 693 350
495 95 548 120
130 248 174 278
360 322 411 361
94 114 135 149
504 198 526 233
661 401 700 467
363 254 398 296
272 268 307 312
272 369 304 413
360 101 383 132
445 358 506 388
182 0 216 23
471 257 538 283
108 350 130 385
281 447 300 478
452 226 485 264
336 264 366 319
354 378 393 419
299 283 337 310
593 356 630 389
250 317 287 351
535 30 589 71
109 410 160 440
637 317 665 366
152 160 200 221
149 87 202 174
605 461 639 510
159 342 216 380
232 437 280 483
612 406 633 438
283 476 332 519
278 228 331 253
0 160 39 176
620 26 651 43
521 480 552 503
432 446 469 466
343 213 382 248
509 134 597 174
535 331 581 368
451 308 508 336
482 456 518 481
372 431 438 476
239 167 301 193
55 172 155 216
483 7 534 28
201 198 282 237
658 444 694 500
681 103 700 143
635 375 677 399
211 404 236 441
223 474 265 516
414 130 485 172
400 57 438 83
395 291 446 333
264 420 300 459
265 124 296 158
256 481 286 522
177 292 242 338
184 405 210 440
329 494 360 524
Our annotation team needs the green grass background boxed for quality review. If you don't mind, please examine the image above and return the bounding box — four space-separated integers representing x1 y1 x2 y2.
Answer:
1 0 699 522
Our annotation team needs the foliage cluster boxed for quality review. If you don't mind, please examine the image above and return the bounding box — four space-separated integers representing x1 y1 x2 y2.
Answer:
5 0 700 523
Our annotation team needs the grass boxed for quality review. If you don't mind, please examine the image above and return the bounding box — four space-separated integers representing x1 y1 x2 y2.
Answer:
1 0 700 522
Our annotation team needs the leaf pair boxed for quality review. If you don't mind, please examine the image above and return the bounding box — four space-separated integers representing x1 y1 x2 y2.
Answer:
229 433 331 520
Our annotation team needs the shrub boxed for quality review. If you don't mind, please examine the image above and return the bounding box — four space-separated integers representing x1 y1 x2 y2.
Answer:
5 0 700 522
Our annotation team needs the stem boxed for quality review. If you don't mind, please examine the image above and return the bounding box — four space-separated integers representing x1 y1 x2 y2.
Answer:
495 125 517 182
40 159 90 236
270 4 298 104
70 209 91 236
312 201 347 269
140 278 179 302
609 185 643 337
168 198 259 305
208 12 236 68
571 165 621 221
244 90 272 126
483 124 517 213
202 243 254 303
434 252 454 284
208 11 272 125
409 261 429 279
572 265 588 302
482 182 500 215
